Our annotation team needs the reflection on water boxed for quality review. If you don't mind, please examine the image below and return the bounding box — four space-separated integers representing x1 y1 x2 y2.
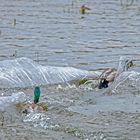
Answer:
1 0 140 139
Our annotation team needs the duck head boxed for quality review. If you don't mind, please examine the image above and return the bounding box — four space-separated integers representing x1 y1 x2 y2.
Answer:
34 86 41 104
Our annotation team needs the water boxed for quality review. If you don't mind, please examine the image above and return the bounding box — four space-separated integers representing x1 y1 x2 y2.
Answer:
1 0 140 69
1 0 140 139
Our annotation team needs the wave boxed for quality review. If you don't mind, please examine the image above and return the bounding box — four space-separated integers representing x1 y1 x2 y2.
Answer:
0 56 138 92
0 57 101 89
0 92 26 110
111 71 140 94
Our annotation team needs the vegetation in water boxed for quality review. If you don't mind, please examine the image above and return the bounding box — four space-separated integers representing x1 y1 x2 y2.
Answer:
15 102 26 111
38 103 48 112
78 78 89 85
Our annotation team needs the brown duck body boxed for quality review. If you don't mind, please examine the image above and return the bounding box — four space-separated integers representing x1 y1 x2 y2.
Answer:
100 68 117 82
98 68 117 89
22 103 42 114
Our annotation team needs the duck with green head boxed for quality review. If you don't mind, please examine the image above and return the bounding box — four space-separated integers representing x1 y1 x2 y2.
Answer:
22 86 41 114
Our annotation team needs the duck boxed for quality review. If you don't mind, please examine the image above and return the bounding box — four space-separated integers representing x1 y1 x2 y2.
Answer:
22 86 42 114
80 4 91 14
98 57 134 89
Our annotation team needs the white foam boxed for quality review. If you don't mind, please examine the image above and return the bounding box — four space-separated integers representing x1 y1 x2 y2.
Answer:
0 92 26 110
0 57 101 88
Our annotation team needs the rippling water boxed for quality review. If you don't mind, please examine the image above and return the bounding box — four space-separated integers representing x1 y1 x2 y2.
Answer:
1 0 140 140
1 0 140 69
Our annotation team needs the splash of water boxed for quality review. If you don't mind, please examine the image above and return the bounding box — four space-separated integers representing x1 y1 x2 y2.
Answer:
23 112 59 130
0 57 101 89
78 56 140 94
0 92 26 110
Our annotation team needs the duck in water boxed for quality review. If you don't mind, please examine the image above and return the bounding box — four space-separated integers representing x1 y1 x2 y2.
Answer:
22 86 41 114
98 57 134 89
80 4 91 14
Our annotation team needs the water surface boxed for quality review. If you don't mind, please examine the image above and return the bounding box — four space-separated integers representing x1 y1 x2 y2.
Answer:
1 0 140 140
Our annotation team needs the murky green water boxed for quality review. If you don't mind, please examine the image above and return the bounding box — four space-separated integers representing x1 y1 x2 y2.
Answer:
1 0 140 139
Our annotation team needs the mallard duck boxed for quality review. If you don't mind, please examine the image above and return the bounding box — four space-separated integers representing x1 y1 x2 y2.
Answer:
22 86 42 114
98 57 134 89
